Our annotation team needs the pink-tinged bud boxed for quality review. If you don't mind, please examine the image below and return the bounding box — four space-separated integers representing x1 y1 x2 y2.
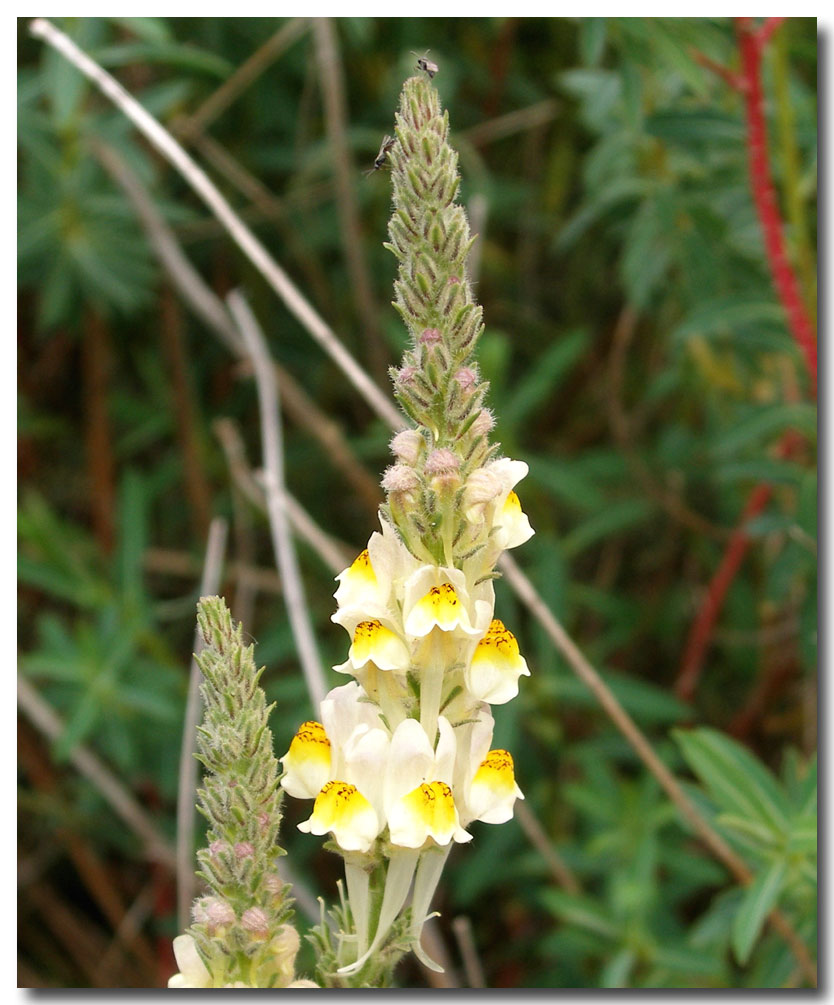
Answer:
448 275 460 285
263 873 285 899
419 327 442 345
424 448 459 476
454 368 477 393
471 409 495 437
394 365 417 389
202 897 236 934
257 811 270 831
390 429 424 466
425 448 462 494
234 842 255 859
241 907 270 938
208 840 228 857
382 464 420 497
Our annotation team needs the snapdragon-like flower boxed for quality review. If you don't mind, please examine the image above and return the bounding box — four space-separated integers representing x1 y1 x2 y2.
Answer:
281 70 532 984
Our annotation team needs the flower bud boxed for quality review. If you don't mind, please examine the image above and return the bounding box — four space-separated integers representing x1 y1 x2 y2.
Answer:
241 907 270 939
471 409 495 438
234 841 255 859
202 897 236 935
390 429 425 466
454 367 477 394
419 327 442 345
382 464 420 501
424 448 461 494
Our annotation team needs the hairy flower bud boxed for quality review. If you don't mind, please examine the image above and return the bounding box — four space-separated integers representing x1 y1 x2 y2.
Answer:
382 464 420 499
390 429 425 466
203 897 236 935
241 907 270 938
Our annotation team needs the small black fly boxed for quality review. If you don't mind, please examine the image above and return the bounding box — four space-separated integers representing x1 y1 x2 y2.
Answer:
364 134 396 176
413 51 439 78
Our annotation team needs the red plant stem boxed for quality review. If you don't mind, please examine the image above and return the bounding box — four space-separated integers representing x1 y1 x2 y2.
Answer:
675 20 816 701
737 17 817 395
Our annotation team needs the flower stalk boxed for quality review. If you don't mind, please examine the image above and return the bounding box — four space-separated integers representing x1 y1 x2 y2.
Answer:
168 597 315 989
280 69 533 987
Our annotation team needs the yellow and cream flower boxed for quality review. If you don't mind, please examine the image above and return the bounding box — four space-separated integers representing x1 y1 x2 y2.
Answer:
466 618 531 704
453 704 523 827
298 779 381 853
402 565 493 639
383 717 471 849
281 683 391 852
279 720 332 800
332 616 411 675
466 748 524 824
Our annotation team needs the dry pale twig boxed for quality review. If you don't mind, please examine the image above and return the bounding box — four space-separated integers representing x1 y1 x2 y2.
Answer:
451 915 486 988
99 140 383 516
514 800 581 895
176 18 310 139
176 516 229 930
29 18 402 432
213 416 353 575
228 291 328 710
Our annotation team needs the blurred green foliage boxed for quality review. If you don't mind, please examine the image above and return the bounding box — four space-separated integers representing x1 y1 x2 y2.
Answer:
17 17 816 988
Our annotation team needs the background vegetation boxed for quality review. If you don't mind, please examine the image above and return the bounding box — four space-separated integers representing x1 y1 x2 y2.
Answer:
17 17 817 988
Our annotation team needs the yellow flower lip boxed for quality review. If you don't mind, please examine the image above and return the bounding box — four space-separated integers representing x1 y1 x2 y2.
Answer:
475 748 516 786
389 780 467 848
301 779 380 853
349 619 410 671
280 720 333 800
407 582 465 634
475 619 520 657
467 748 523 825
467 619 530 704
290 720 330 754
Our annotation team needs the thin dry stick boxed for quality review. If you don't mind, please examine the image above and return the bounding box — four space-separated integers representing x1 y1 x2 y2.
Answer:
143 547 283 595
499 551 817 986
213 416 353 574
514 801 581 895
99 139 382 516
17 677 176 871
451 916 486 989
228 291 328 710
462 97 560 147
176 516 229 931
312 17 389 387
176 18 310 139
29 18 402 432
187 130 334 310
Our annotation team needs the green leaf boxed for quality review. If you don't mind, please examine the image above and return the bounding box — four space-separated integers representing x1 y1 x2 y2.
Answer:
539 889 621 940
526 455 604 512
502 329 589 429
732 860 788 965
562 498 654 557
674 728 791 837
672 298 785 343
601 947 636 988
710 403 816 458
